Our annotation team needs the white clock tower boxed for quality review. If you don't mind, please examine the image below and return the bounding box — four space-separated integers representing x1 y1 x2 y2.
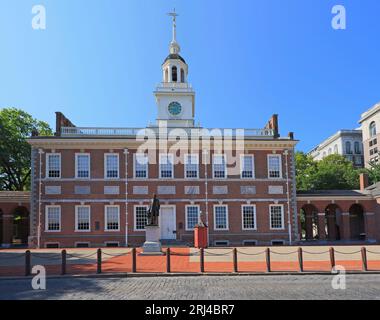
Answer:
153 10 195 128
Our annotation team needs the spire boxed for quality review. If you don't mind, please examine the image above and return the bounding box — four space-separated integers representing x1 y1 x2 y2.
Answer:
167 9 180 54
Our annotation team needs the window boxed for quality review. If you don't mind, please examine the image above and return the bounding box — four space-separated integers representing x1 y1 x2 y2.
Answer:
159 154 173 178
46 154 61 178
134 206 148 231
240 155 254 179
213 154 226 179
354 142 361 154
134 153 148 178
105 154 119 178
185 154 199 178
105 206 120 231
270 205 284 230
328 148 332 155
46 206 61 231
268 155 282 178
242 205 256 230
370 121 377 138
172 66 177 82
76 154 90 178
345 141 352 154
75 206 90 231
214 205 228 230
75 242 90 248
214 240 229 246
334 145 338 154
180 68 185 83
186 205 200 230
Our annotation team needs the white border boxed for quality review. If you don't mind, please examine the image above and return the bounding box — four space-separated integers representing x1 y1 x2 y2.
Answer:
133 205 149 231
104 205 120 231
133 153 149 179
45 205 61 232
213 204 229 230
185 204 200 231
212 154 227 179
269 204 285 230
159 153 174 179
45 153 61 179
75 153 91 179
75 205 91 232
241 204 257 230
104 153 120 179
267 154 282 179
184 153 199 179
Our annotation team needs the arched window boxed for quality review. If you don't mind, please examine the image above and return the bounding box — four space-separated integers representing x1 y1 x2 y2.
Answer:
323 152 327 158
180 68 185 83
164 68 169 82
334 145 338 154
354 141 360 154
328 148 332 155
370 122 377 138
346 141 352 154
172 66 177 82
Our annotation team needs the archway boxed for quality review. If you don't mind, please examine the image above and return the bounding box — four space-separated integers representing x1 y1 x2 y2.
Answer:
325 204 342 241
12 206 29 245
300 205 319 240
349 204 365 240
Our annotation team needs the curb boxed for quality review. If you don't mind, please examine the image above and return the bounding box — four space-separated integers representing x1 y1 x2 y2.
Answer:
2 270 380 281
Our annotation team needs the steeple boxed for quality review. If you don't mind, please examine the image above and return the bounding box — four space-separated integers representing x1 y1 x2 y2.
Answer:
168 9 180 54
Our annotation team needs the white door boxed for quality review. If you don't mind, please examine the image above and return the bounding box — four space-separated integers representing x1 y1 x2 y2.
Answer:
160 206 176 240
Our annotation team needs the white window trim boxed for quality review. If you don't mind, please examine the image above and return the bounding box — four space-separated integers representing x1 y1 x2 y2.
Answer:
45 242 60 248
159 153 174 179
75 205 91 232
104 205 120 232
105 241 120 247
267 154 282 179
45 205 61 232
45 153 61 179
75 153 91 179
184 153 199 179
241 204 257 231
213 204 229 231
185 204 200 231
212 154 227 179
133 153 149 179
240 154 255 179
134 205 149 232
104 153 120 179
269 204 285 230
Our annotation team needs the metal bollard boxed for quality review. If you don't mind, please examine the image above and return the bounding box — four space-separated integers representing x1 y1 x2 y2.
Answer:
61 250 66 275
329 247 335 269
97 249 102 274
266 248 271 272
25 250 31 276
166 248 171 273
233 248 238 273
298 247 304 272
361 247 368 271
200 248 205 273
132 248 137 273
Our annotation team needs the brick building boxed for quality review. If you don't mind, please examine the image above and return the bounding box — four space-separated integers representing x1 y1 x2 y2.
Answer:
2 13 380 249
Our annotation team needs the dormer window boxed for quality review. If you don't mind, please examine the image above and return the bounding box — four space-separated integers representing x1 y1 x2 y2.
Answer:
172 66 177 82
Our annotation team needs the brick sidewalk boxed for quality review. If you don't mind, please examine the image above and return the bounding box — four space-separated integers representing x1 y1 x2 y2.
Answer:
1 246 380 277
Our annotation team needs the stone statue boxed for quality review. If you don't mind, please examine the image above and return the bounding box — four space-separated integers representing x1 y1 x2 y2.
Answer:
147 194 160 226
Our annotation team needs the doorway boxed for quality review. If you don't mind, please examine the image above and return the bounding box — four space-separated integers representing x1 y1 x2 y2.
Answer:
159 206 176 240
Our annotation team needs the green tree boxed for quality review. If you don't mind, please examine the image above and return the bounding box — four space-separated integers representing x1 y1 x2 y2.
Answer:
0 108 52 191
295 151 317 190
364 161 380 185
295 152 361 190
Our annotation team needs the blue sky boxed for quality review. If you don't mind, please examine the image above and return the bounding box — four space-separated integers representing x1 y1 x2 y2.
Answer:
1 0 380 152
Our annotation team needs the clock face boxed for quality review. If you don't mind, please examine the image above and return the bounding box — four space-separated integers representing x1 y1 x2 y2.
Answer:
168 101 182 116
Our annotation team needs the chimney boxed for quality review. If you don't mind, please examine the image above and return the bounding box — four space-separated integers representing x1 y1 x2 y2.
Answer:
265 114 279 138
55 112 75 136
359 173 369 191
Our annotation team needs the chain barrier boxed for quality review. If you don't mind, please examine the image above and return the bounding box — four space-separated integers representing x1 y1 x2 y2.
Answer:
236 250 267 256
31 253 62 260
302 250 330 255
333 250 362 255
0 252 25 260
366 249 380 255
101 251 132 258
203 249 234 256
170 251 200 257
66 252 97 259
269 250 299 255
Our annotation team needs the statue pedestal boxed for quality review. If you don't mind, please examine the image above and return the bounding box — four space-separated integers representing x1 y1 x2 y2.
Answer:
141 225 163 255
